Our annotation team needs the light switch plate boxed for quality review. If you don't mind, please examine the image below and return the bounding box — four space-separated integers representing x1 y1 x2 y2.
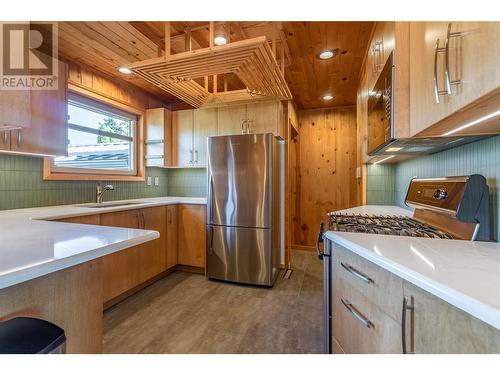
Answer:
147 176 152 186
154 176 159 186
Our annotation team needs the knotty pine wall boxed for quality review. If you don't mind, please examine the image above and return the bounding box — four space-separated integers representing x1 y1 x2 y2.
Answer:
293 106 359 248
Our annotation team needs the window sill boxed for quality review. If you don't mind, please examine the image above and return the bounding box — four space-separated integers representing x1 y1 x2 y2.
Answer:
43 159 145 181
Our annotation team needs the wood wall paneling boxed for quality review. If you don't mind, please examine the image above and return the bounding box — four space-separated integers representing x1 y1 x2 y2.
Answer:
294 107 358 248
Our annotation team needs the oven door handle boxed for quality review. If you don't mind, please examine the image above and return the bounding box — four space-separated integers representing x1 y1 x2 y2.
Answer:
316 222 325 260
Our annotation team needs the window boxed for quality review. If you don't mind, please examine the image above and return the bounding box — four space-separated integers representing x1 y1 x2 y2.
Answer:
53 95 137 175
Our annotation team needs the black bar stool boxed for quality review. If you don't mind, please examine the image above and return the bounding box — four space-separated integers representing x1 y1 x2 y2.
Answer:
0 317 66 354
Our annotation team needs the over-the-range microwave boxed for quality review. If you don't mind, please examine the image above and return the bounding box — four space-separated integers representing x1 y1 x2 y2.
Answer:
367 51 395 155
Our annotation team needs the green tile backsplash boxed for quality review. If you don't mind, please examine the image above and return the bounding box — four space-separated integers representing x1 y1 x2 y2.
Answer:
167 168 207 197
366 135 500 241
0 154 169 210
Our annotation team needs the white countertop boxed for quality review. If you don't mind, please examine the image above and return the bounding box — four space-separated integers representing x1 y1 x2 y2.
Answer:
324 205 500 330
0 197 206 290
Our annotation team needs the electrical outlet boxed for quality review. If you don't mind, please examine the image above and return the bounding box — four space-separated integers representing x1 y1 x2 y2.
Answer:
356 167 361 178
147 176 152 186
154 176 159 186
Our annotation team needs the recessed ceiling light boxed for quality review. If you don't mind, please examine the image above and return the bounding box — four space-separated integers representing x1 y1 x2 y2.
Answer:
117 66 132 75
322 94 334 101
214 35 227 46
317 49 338 60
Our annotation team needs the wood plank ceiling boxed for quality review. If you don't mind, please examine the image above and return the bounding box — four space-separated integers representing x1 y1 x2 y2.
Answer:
282 22 374 109
56 21 373 110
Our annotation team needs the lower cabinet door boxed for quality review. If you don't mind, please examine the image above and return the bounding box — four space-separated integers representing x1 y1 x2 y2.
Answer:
178 204 206 268
165 205 178 269
206 225 273 285
100 210 142 303
139 206 167 283
403 281 500 354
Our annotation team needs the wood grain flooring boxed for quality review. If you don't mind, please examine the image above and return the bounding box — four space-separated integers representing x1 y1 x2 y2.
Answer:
103 250 323 354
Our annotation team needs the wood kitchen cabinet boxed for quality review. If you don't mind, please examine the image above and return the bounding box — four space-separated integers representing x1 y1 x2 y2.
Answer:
173 108 217 167
217 104 247 136
139 206 167 283
0 90 31 130
246 100 284 136
402 281 500 354
165 204 179 269
331 243 500 354
3 60 68 156
409 22 500 136
100 210 142 303
145 108 173 167
178 204 206 268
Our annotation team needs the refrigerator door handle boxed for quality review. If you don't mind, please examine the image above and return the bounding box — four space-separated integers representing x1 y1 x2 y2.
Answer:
209 176 215 224
208 225 214 255
316 222 325 260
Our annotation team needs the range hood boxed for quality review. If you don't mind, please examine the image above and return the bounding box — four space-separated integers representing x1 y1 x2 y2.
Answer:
368 135 488 163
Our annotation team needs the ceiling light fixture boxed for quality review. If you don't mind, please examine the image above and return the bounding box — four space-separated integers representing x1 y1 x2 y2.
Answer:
322 94 334 101
373 155 395 165
214 35 227 46
117 66 132 75
317 49 338 60
442 109 500 136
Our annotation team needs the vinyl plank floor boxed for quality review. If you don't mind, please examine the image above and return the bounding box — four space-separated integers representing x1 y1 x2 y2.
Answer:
103 250 323 354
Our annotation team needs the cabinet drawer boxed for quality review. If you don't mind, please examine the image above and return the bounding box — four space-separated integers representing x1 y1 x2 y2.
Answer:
332 244 403 322
333 275 401 354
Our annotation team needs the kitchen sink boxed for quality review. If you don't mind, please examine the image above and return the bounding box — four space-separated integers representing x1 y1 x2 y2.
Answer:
77 201 146 209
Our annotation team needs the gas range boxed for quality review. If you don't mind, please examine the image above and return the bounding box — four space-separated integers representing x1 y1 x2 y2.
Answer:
325 175 491 242
328 213 454 239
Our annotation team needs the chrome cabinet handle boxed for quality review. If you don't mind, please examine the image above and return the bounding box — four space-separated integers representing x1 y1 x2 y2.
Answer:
189 149 193 165
241 119 247 134
247 120 252 133
444 22 462 94
340 262 373 284
16 129 22 147
402 295 415 354
433 38 448 103
341 298 372 328
194 149 198 164
316 222 325 260
2 131 8 145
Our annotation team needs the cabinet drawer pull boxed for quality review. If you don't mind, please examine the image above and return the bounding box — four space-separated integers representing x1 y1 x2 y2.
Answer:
340 262 373 284
402 295 415 354
194 149 198 163
189 149 193 165
341 298 372 328
2 131 8 145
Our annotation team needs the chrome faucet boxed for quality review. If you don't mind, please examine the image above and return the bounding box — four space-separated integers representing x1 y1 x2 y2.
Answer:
96 183 114 204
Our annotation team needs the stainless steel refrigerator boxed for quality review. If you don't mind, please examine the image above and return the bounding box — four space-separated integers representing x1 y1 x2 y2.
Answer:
206 133 282 286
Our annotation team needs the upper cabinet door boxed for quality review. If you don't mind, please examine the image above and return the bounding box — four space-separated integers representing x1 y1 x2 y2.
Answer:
0 91 31 129
246 101 279 135
193 107 218 167
217 104 247 136
447 22 500 112
367 22 395 91
9 60 68 156
173 109 194 167
409 22 454 136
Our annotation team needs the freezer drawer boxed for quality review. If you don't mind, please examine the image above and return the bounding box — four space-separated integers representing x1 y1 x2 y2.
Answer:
206 225 278 286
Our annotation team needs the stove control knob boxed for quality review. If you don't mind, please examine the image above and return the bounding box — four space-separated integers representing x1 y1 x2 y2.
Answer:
433 188 448 200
